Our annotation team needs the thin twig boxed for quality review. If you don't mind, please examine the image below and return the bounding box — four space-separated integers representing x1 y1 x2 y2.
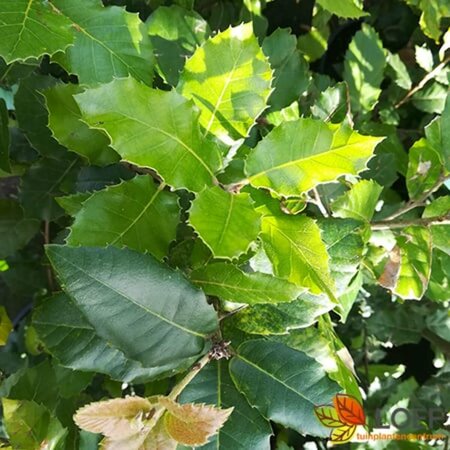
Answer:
381 175 448 221
311 187 329 217
219 304 248 322
395 55 450 109
371 215 450 230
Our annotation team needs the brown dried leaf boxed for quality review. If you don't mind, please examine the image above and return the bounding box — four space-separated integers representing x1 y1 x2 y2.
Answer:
74 396 155 438
378 246 401 289
160 397 233 446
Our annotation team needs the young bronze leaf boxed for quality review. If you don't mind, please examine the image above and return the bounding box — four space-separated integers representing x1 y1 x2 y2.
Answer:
74 397 155 438
330 424 357 443
332 394 365 425
314 405 345 428
160 397 233 446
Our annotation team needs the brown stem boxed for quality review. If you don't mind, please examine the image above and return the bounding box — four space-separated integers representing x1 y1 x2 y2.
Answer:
395 55 450 109
371 215 450 230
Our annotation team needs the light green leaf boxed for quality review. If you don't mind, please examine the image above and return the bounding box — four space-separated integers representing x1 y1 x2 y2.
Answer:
266 101 300 126
379 226 432 300
2 398 67 450
20 156 79 220
52 0 154 85
190 263 304 305
343 24 386 114
146 5 210 86
75 77 222 192
332 180 383 222
260 212 337 302
412 82 447 114
310 82 348 124
262 28 309 111
415 45 434 72
229 340 340 437
33 294 179 382
67 176 180 260
386 52 412 90
315 0 367 18
0 306 12 346
189 186 262 259
229 292 335 335
0 199 39 258
44 84 119 166
179 360 272 450
46 245 218 371
245 118 383 197
0 0 73 64
426 250 450 302
423 196 450 255
178 23 273 144
56 192 92 216
0 98 10 172
442 94 450 172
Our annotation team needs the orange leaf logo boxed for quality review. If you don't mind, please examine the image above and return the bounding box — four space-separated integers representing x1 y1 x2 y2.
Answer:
333 394 366 426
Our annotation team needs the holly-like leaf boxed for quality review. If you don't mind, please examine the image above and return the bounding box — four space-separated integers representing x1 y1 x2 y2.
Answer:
0 199 39 258
146 5 210 86
229 340 341 437
245 118 383 197
0 0 73 64
262 28 309 111
315 0 367 18
74 397 154 438
333 394 365 425
412 82 447 114
189 186 262 259
0 98 10 172
56 192 92 216
314 405 344 428
178 23 273 143
46 245 218 372
33 294 178 382
191 262 304 305
379 227 432 300
44 84 119 166
67 176 180 260
423 196 450 255
179 360 272 450
160 397 233 446
310 83 348 124
260 213 337 302
2 398 67 450
330 424 356 443
52 0 155 85
332 180 383 223
343 24 386 114
75 77 221 192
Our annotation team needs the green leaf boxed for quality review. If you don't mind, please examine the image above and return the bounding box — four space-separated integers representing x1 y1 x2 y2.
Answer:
46 245 218 370
379 226 432 300
146 5 210 86
67 176 180 260
262 28 309 111
20 156 79 220
44 84 119 166
15 74 67 158
386 52 412 90
2 399 67 450
310 82 348 124
229 292 335 335
423 196 450 255
33 294 177 382
343 24 386 114
260 212 337 302
179 360 272 450
178 23 273 143
0 98 10 172
441 93 450 172
0 306 12 346
189 186 262 259
0 199 39 258
426 250 450 302
52 0 155 85
412 82 447 114
332 180 383 222
315 0 367 18
0 0 73 64
245 118 383 197
75 77 222 192
190 262 304 305
229 340 340 437
56 192 92 216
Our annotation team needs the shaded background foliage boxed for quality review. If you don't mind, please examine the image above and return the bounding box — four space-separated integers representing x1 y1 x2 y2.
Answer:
0 0 449 449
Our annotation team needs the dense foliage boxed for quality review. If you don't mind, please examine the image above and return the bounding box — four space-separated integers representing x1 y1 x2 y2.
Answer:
0 0 449 449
